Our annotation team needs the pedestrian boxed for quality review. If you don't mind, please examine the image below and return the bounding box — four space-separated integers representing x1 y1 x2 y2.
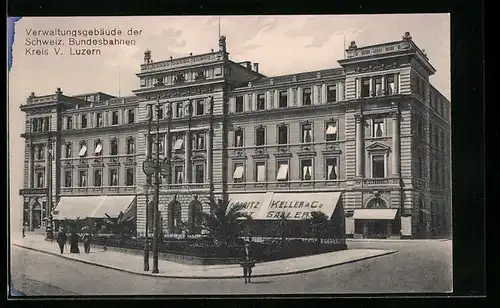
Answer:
22 224 25 238
242 242 253 284
82 231 92 253
56 230 67 254
69 230 80 254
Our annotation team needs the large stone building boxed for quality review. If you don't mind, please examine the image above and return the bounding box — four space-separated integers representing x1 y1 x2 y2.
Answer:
19 31 451 239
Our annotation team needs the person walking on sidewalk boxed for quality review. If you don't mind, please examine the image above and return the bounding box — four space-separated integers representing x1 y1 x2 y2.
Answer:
57 230 67 254
69 231 80 254
82 231 92 253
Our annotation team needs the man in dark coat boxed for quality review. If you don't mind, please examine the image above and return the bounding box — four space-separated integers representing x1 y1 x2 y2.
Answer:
69 231 80 253
57 231 67 254
82 232 92 253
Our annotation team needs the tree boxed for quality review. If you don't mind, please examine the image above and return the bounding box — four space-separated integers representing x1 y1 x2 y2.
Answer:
201 197 252 247
307 211 330 248
274 212 290 242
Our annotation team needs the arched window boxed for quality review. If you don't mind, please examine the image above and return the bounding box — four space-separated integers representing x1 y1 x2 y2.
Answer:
126 137 135 154
110 138 118 156
367 198 387 209
188 199 203 234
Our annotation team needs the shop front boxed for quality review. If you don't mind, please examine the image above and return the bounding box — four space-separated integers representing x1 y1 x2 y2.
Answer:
352 208 400 239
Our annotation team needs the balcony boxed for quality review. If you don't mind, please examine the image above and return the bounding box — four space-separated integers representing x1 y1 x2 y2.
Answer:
19 188 47 195
357 178 400 186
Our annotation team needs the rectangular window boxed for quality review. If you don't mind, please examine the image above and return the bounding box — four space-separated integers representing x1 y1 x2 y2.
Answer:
44 117 50 131
372 155 385 178
127 139 135 154
326 158 338 180
173 138 184 151
158 106 164 120
255 162 266 182
109 169 118 186
128 109 135 123
257 94 265 110
64 171 72 187
79 170 87 187
303 88 312 105
176 102 184 118
276 161 289 181
372 118 384 137
235 96 244 113
300 159 313 181
194 133 205 150
81 115 88 129
110 140 118 156
65 143 72 158
374 77 382 96
126 168 134 186
232 163 244 183
279 91 288 108
66 116 73 130
36 146 45 160
327 85 337 102
79 144 87 157
111 111 119 125
174 166 184 184
326 121 338 141
95 141 103 156
94 169 102 187
196 100 205 116
195 164 204 183
302 123 312 143
361 77 371 98
36 172 44 188
256 127 266 146
234 130 244 147
278 125 288 144
386 75 395 95
96 113 103 127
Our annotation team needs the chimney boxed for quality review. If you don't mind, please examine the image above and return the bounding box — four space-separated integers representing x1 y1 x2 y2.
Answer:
253 63 259 73
246 62 252 70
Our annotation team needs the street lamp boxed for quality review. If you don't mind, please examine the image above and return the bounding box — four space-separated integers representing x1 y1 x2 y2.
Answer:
141 184 151 271
45 136 54 240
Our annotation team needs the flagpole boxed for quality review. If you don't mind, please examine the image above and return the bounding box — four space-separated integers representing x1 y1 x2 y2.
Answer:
218 16 221 38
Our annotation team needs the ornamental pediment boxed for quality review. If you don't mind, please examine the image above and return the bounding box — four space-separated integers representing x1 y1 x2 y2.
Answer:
366 142 391 152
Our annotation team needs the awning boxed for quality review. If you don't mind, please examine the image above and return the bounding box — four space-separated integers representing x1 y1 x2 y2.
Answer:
173 139 184 150
118 198 137 223
353 209 398 220
94 143 102 154
79 145 87 157
326 124 337 135
226 192 274 219
259 192 342 220
233 166 244 180
276 164 289 180
89 196 137 219
52 196 106 220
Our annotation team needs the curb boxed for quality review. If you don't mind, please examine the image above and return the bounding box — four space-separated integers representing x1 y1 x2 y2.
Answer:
12 243 397 279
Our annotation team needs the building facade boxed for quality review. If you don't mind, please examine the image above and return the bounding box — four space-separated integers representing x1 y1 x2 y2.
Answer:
19 32 451 239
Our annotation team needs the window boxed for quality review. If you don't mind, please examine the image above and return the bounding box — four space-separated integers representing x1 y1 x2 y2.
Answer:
196 100 205 116
326 121 338 141
300 159 313 181
128 109 135 123
94 140 102 156
66 116 73 130
173 137 184 151
327 85 337 102
372 119 384 137
65 143 72 158
303 88 312 105
232 163 244 183
174 166 184 184
302 123 313 143
36 145 45 160
326 158 338 180
64 171 72 187
127 138 135 154
158 106 164 120
111 111 119 125
234 129 244 147
126 168 134 186
235 96 244 113
257 94 265 110
279 91 288 108
110 139 118 156
255 162 266 182
81 115 88 128
174 74 185 84
79 142 87 157
36 172 44 188
361 77 370 98
79 170 87 187
372 155 385 178
195 165 204 183
96 113 103 127
278 125 288 144
256 127 266 146
374 77 382 96
195 71 205 80
276 161 289 181
109 169 118 186
176 102 184 118
386 75 395 95
152 136 164 155
194 133 205 150
94 169 102 187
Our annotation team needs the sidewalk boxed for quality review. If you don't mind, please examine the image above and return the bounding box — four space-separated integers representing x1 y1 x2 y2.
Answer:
11 235 397 279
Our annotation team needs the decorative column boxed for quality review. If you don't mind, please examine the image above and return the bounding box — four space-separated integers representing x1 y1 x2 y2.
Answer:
368 77 373 97
251 93 256 112
392 110 401 176
321 84 327 103
355 114 364 178
28 143 33 188
243 94 249 112
184 131 192 183
381 76 386 95
266 91 273 109
206 129 213 182
297 87 303 106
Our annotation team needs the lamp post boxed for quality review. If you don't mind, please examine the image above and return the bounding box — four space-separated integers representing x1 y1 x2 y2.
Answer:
141 184 151 271
45 136 54 240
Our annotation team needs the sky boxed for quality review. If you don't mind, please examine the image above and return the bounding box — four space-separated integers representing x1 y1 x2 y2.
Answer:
8 14 450 235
